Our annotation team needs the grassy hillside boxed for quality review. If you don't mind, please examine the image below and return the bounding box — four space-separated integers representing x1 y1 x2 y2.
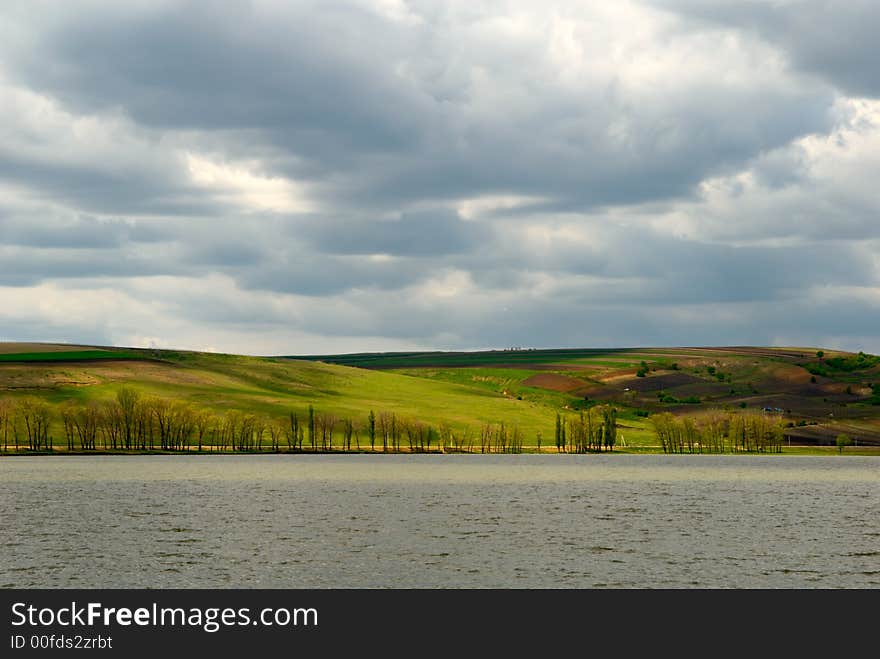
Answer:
291 346 880 448
0 345 559 449
1 343 879 453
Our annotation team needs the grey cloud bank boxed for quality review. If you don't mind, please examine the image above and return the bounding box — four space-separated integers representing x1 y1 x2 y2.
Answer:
653 0 880 98
0 0 877 355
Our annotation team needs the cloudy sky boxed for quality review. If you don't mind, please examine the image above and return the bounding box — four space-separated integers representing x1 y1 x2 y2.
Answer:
1 0 878 355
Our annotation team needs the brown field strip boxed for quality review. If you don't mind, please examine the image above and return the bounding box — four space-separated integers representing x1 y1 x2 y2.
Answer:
521 373 587 392
0 343 103 354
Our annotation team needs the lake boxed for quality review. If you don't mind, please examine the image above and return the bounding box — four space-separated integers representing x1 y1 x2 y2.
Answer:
1 454 877 588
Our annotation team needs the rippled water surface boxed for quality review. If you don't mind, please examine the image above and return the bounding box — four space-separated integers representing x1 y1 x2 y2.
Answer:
2 454 878 588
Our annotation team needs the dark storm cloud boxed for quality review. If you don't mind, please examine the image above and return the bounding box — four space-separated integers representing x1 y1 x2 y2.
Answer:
185 240 266 267
295 288 880 354
0 148 231 217
350 84 832 212
0 214 126 249
2 0 835 213
238 250 434 297
302 209 490 256
0 1 877 353
0 210 170 249
653 0 880 98
8 3 424 156
603 237 875 304
461 223 876 304
0 245 187 286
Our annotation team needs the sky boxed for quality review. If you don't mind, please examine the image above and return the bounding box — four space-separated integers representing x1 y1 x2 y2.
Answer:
1 0 878 356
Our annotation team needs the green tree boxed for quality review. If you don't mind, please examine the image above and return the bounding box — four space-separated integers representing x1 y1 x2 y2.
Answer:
836 433 852 454
287 411 300 450
602 405 617 451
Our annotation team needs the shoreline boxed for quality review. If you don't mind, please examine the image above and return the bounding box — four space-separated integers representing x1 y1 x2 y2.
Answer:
2 446 878 457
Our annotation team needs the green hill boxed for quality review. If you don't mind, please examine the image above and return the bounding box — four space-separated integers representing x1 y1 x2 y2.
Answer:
0 344 558 450
1 343 879 452
288 345 880 448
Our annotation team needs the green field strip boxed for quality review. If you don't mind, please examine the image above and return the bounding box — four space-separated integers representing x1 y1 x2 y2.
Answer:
0 350 144 362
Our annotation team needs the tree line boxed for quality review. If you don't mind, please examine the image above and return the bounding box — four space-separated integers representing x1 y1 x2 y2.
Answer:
553 405 618 452
650 411 785 453
0 389 532 454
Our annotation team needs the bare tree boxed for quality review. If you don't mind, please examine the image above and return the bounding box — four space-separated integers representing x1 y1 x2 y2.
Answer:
342 417 354 451
480 423 493 453
251 416 267 452
268 418 285 452
319 413 338 451
438 422 452 453
237 414 256 451
16 397 52 451
116 387 141 450
193 409 215 452
73 402 101 450
0 398 11 452
60 401 78 451
377 411 393 452
286 411 301 451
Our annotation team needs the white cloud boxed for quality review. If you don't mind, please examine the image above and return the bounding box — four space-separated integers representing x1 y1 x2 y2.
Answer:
186 153 314 213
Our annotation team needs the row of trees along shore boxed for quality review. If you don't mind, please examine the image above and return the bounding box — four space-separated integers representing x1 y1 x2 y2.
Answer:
650 411 785 453
0 390 789 455
0 389 536 454
554 407 618 452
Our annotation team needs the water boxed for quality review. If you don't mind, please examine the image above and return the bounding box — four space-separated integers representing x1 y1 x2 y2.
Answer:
1 454 877 588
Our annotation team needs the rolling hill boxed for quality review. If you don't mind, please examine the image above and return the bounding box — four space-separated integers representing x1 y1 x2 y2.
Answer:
287 345 880 447
1 343 879 451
